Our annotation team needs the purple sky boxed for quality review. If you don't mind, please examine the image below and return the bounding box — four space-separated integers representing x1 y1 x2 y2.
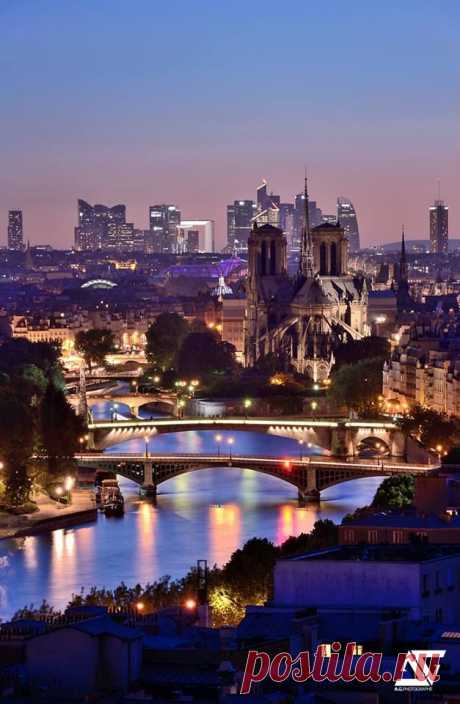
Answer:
1 0 459 249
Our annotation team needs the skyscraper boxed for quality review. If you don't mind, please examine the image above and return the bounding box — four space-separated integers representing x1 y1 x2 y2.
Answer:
148 204 181 253
8 210 24 250
279 203 295 247
255 179 280 226
227 200 256 251
337 197 360 251
74 199 127 251
293 193 322 250
430 199 448 254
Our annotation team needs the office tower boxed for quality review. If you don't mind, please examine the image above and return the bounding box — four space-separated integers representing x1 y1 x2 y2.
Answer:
186 230 199 253
148 204 181 253
255 179 280 226
227 200 257 251
106 222 135 250
179 220 215 252
279 203 294 247
321 214 337 225
337 197 360 251
430 199 448 254
7 210 24 250
74 199 127 251
293 193 322 249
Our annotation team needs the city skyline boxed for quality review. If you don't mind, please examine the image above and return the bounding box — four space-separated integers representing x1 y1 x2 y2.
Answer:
1 1 459 248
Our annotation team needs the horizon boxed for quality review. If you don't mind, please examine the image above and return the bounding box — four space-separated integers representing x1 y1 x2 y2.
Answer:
1 0 459 249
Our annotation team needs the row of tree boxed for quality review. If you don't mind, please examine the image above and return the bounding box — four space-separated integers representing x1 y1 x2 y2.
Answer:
0 339 85 508
14 519 338 626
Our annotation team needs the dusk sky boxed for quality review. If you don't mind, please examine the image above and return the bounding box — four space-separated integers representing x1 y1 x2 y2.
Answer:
1 0 459 249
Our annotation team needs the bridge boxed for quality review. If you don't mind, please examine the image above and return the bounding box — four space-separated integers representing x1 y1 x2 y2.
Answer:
76 451 439 503
87 416 414 460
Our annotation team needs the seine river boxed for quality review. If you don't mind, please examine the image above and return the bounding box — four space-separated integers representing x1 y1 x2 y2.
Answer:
0 398 382 620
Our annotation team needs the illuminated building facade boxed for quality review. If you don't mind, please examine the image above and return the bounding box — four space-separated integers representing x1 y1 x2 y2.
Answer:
430 199 448 254
337 196 360 251
148 204 181 253
7 210 24 250
227 199 256 251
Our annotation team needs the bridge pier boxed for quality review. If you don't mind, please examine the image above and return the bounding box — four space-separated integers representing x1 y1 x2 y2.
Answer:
297 465 320 505
141 461 157 499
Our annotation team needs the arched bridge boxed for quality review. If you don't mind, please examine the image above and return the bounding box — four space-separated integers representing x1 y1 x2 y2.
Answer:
77 452 438 503
86 416 411 460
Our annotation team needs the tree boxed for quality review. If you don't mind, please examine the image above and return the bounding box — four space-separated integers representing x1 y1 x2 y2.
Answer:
222 537 277 605
176 332 236 378
75 329 115 372
330 358 383 413
145 313 189 369
40 383 86 477
372 474 415 509
279 519 338 556
334 336 390 368
397 404 457 451
0 398 35 505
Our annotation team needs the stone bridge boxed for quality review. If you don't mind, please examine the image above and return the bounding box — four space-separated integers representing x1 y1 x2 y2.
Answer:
77 452 438 503
87 417 409 459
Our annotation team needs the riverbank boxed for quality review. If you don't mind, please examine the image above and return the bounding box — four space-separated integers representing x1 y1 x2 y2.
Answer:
0 489 97 540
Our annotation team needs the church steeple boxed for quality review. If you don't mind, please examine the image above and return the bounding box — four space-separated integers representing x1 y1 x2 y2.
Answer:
300 175 314 278
400 225 408 285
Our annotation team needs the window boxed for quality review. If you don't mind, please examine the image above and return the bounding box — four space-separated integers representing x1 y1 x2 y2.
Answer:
368 530 378 544
343 529 355 543
392 530 405 544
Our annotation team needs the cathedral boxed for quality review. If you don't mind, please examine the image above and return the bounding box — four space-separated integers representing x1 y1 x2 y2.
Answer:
244 179 369 380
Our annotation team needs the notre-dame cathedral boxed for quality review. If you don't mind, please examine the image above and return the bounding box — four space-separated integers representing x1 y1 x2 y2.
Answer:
244 179 369 381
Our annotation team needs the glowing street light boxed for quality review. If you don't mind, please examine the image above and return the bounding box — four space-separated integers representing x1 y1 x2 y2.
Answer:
227 436 234 460
215 434 222 457
136 601 144 612
184 598 197 610
243 398 252 418
298 439 304 460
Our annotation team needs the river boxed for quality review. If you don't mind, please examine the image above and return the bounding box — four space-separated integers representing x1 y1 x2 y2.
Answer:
0 398 383 620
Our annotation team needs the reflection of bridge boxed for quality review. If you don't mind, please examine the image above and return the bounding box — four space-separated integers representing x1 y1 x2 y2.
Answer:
77 452 439 503
87 416 410 459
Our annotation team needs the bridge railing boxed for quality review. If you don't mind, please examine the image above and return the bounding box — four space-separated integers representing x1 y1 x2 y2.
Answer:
76 452 437 472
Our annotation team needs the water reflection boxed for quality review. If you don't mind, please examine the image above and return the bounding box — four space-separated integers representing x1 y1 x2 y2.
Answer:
0 427 384 620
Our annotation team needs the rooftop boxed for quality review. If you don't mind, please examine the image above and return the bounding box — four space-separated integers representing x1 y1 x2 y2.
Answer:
282 544 460 563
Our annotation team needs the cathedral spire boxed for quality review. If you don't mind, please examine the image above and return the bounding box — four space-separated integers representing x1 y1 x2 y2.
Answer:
400 225 407 284
300 174 314 278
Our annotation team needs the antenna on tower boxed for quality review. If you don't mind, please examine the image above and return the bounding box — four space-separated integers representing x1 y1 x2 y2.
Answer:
437 178 441 202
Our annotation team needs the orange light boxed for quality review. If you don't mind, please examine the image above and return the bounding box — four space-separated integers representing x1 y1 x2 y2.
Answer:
283 460 291 471
184 598 197 610
136 601 144 611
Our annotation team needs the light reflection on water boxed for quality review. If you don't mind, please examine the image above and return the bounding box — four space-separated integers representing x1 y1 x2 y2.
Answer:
0 424 383 620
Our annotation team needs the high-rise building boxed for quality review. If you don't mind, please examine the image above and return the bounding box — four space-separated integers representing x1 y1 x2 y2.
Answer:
7 210 24 250
279 203 295 247
74 200 127 251
227 200 257 251
255 179 280 227
179 220 215 253
337 197 360 251
293 193 322 250
430 200 448 254
106 222 135 250
148 204 181 253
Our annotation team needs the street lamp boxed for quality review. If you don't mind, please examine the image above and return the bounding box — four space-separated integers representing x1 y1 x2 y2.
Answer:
298 439 304 460
243 398 252 418
311 400 318 417
177 399 185 418
215 434 222 457
227 437 234 460
112 402 119 421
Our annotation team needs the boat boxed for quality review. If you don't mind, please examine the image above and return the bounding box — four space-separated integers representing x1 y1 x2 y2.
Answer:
103 496 125 517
